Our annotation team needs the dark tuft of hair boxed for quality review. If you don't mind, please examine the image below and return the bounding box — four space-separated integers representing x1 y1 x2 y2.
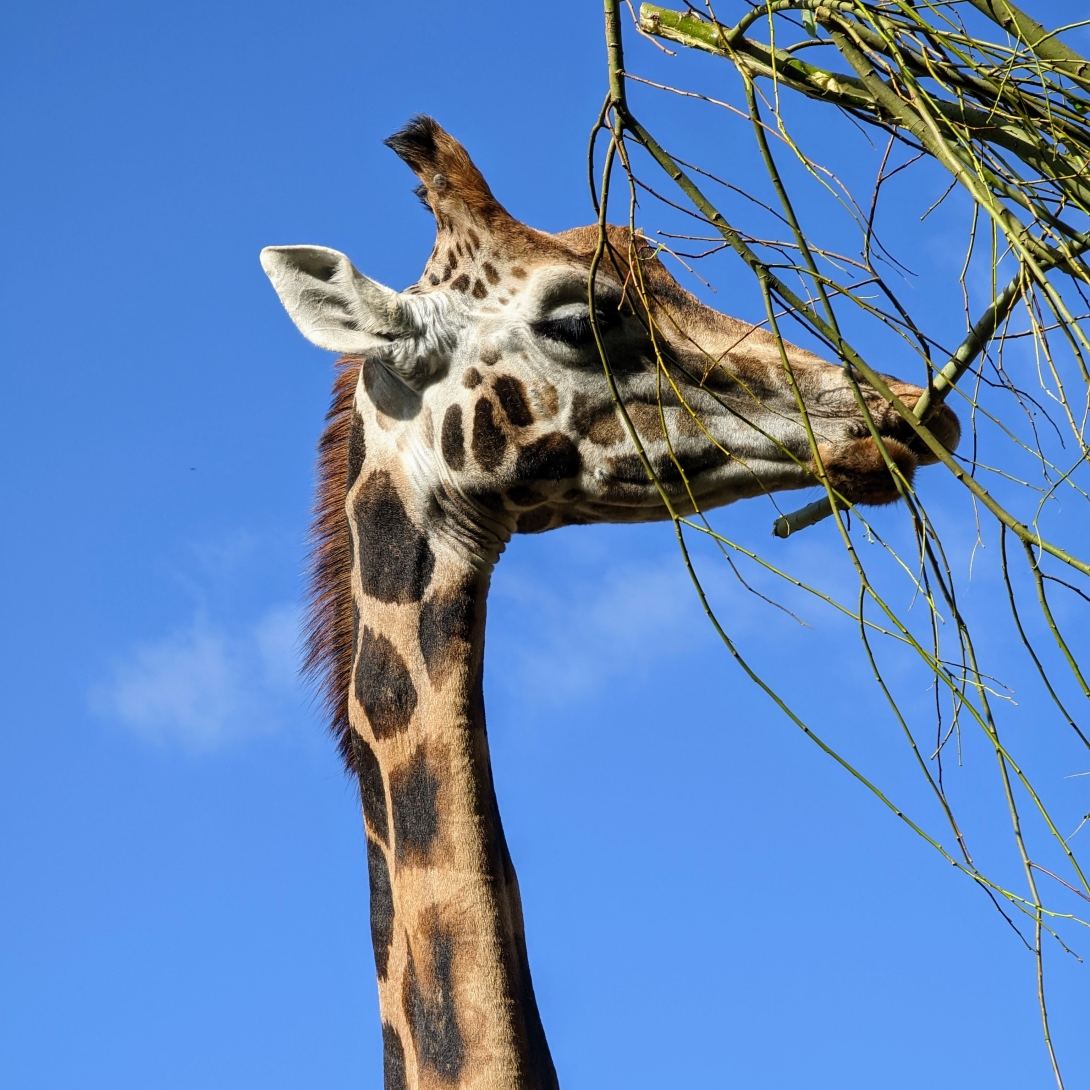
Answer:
382 115 513 227
383 115 442 173
303 356 362 774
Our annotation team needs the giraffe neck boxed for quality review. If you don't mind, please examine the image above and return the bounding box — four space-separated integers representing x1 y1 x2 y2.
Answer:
347 484 556 1090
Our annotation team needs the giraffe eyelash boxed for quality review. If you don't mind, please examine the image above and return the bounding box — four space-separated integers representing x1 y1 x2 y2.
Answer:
531 309 620 347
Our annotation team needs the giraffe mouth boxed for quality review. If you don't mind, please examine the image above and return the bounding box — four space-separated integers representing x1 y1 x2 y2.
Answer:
813 436 918 507
814 398 960 507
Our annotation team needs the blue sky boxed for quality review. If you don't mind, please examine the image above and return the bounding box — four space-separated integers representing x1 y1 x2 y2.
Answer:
3 2 1089 1087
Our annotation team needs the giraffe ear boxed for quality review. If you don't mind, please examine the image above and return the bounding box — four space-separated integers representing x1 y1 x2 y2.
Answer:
260 245 415 355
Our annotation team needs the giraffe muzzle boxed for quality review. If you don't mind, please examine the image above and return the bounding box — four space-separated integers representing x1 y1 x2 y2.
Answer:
814 396 960 506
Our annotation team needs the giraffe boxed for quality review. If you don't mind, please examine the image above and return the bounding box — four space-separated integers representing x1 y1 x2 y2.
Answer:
260 116 959 1090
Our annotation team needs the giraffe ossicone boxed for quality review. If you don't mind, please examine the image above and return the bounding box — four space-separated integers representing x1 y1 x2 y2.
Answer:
261 115 959 1090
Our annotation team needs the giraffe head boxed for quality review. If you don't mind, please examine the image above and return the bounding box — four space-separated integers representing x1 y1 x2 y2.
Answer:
262 117 959 546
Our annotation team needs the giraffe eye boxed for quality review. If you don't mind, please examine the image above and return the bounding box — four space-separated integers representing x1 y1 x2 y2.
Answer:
531 307 620 348
532 313 595 345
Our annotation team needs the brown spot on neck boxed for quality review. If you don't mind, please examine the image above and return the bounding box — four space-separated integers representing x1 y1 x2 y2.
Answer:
355 627 418 737
516 507 554 534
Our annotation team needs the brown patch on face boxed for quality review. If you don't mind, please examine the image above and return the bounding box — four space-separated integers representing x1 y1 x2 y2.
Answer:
627 401 666 442
471 490 506 512
676 445 730 478
571 391 624 446
479 346 501 366
494 375 534 427
817 437 917 506
530 381 559 419
467 228 481 248
498 296 509 306
676 409 705 439
441 405 465 470
514 433 582 482
511 266 527 279
450 273 470 293
652 455 682 486
482 261 500 285
516 507 554 534
698 361 743 394
471 279 487 299
446 249 458 269
588 414 623 444
507 485 547 507
462 367 482 389
608 453 652 486
441 265 452 283
588 414 624 446
428 273 440 286
471 399 507 470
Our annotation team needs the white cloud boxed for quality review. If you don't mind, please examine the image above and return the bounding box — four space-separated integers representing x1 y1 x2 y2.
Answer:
90 603 303 751
487 525 875 710
491 558 714 704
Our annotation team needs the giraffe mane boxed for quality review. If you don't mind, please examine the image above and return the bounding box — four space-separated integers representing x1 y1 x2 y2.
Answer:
304 356 362 774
